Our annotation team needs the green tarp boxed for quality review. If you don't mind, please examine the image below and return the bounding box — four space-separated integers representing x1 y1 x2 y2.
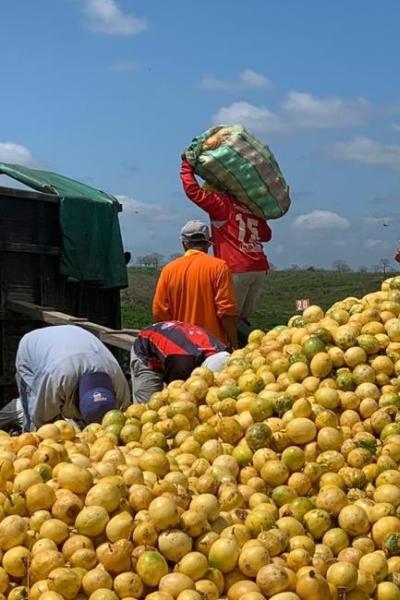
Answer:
0 163 128 289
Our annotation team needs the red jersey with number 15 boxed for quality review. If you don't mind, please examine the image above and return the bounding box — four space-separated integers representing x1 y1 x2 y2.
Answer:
180 160 271 273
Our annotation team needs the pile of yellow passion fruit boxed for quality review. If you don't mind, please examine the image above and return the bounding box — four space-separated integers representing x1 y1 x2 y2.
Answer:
2 278 400 600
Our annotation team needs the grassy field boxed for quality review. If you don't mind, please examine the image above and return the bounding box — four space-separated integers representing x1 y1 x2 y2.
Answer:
121 267 389 332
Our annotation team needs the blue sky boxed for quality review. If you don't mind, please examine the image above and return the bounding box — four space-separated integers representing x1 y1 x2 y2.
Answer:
1 0 399 269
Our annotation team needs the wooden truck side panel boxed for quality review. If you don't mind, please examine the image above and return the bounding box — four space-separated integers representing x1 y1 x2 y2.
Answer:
0 184 122 407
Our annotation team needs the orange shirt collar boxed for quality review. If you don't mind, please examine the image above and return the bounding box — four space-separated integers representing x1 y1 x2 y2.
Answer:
184 249 202 257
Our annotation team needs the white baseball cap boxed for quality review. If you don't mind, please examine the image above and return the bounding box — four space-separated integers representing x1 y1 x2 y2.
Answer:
180 220 211 243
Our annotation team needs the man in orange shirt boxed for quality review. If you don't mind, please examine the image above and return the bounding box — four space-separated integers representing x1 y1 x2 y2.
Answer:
152 221 238 348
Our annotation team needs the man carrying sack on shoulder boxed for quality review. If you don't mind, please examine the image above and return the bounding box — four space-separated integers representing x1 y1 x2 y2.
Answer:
180 157 271 327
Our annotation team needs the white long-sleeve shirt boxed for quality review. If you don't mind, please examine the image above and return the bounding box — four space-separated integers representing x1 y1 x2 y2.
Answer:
16 325 130 430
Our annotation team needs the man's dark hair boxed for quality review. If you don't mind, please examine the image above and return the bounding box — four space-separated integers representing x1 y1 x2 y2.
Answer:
183 240 210 252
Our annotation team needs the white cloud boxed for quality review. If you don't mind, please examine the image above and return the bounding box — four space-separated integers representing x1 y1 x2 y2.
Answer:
116 195 177 222
0 142 32 164
240 69 272 89
329 136 400 170
84 0 147 36
109 60 136 73
282 91 370 128
212 101 285 133
200 69 272 92
292 210 350 231
211 91 370 134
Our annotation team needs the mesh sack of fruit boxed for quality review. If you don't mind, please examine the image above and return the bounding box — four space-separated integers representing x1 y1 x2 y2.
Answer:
183 124 291 220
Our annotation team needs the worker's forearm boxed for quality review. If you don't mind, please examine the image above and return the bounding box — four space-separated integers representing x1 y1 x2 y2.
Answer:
220 315 238 349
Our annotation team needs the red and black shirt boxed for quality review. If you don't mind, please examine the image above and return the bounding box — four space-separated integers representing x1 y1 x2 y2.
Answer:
133 321 227 382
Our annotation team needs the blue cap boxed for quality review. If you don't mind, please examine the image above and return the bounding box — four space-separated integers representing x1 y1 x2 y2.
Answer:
78 372 116 424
